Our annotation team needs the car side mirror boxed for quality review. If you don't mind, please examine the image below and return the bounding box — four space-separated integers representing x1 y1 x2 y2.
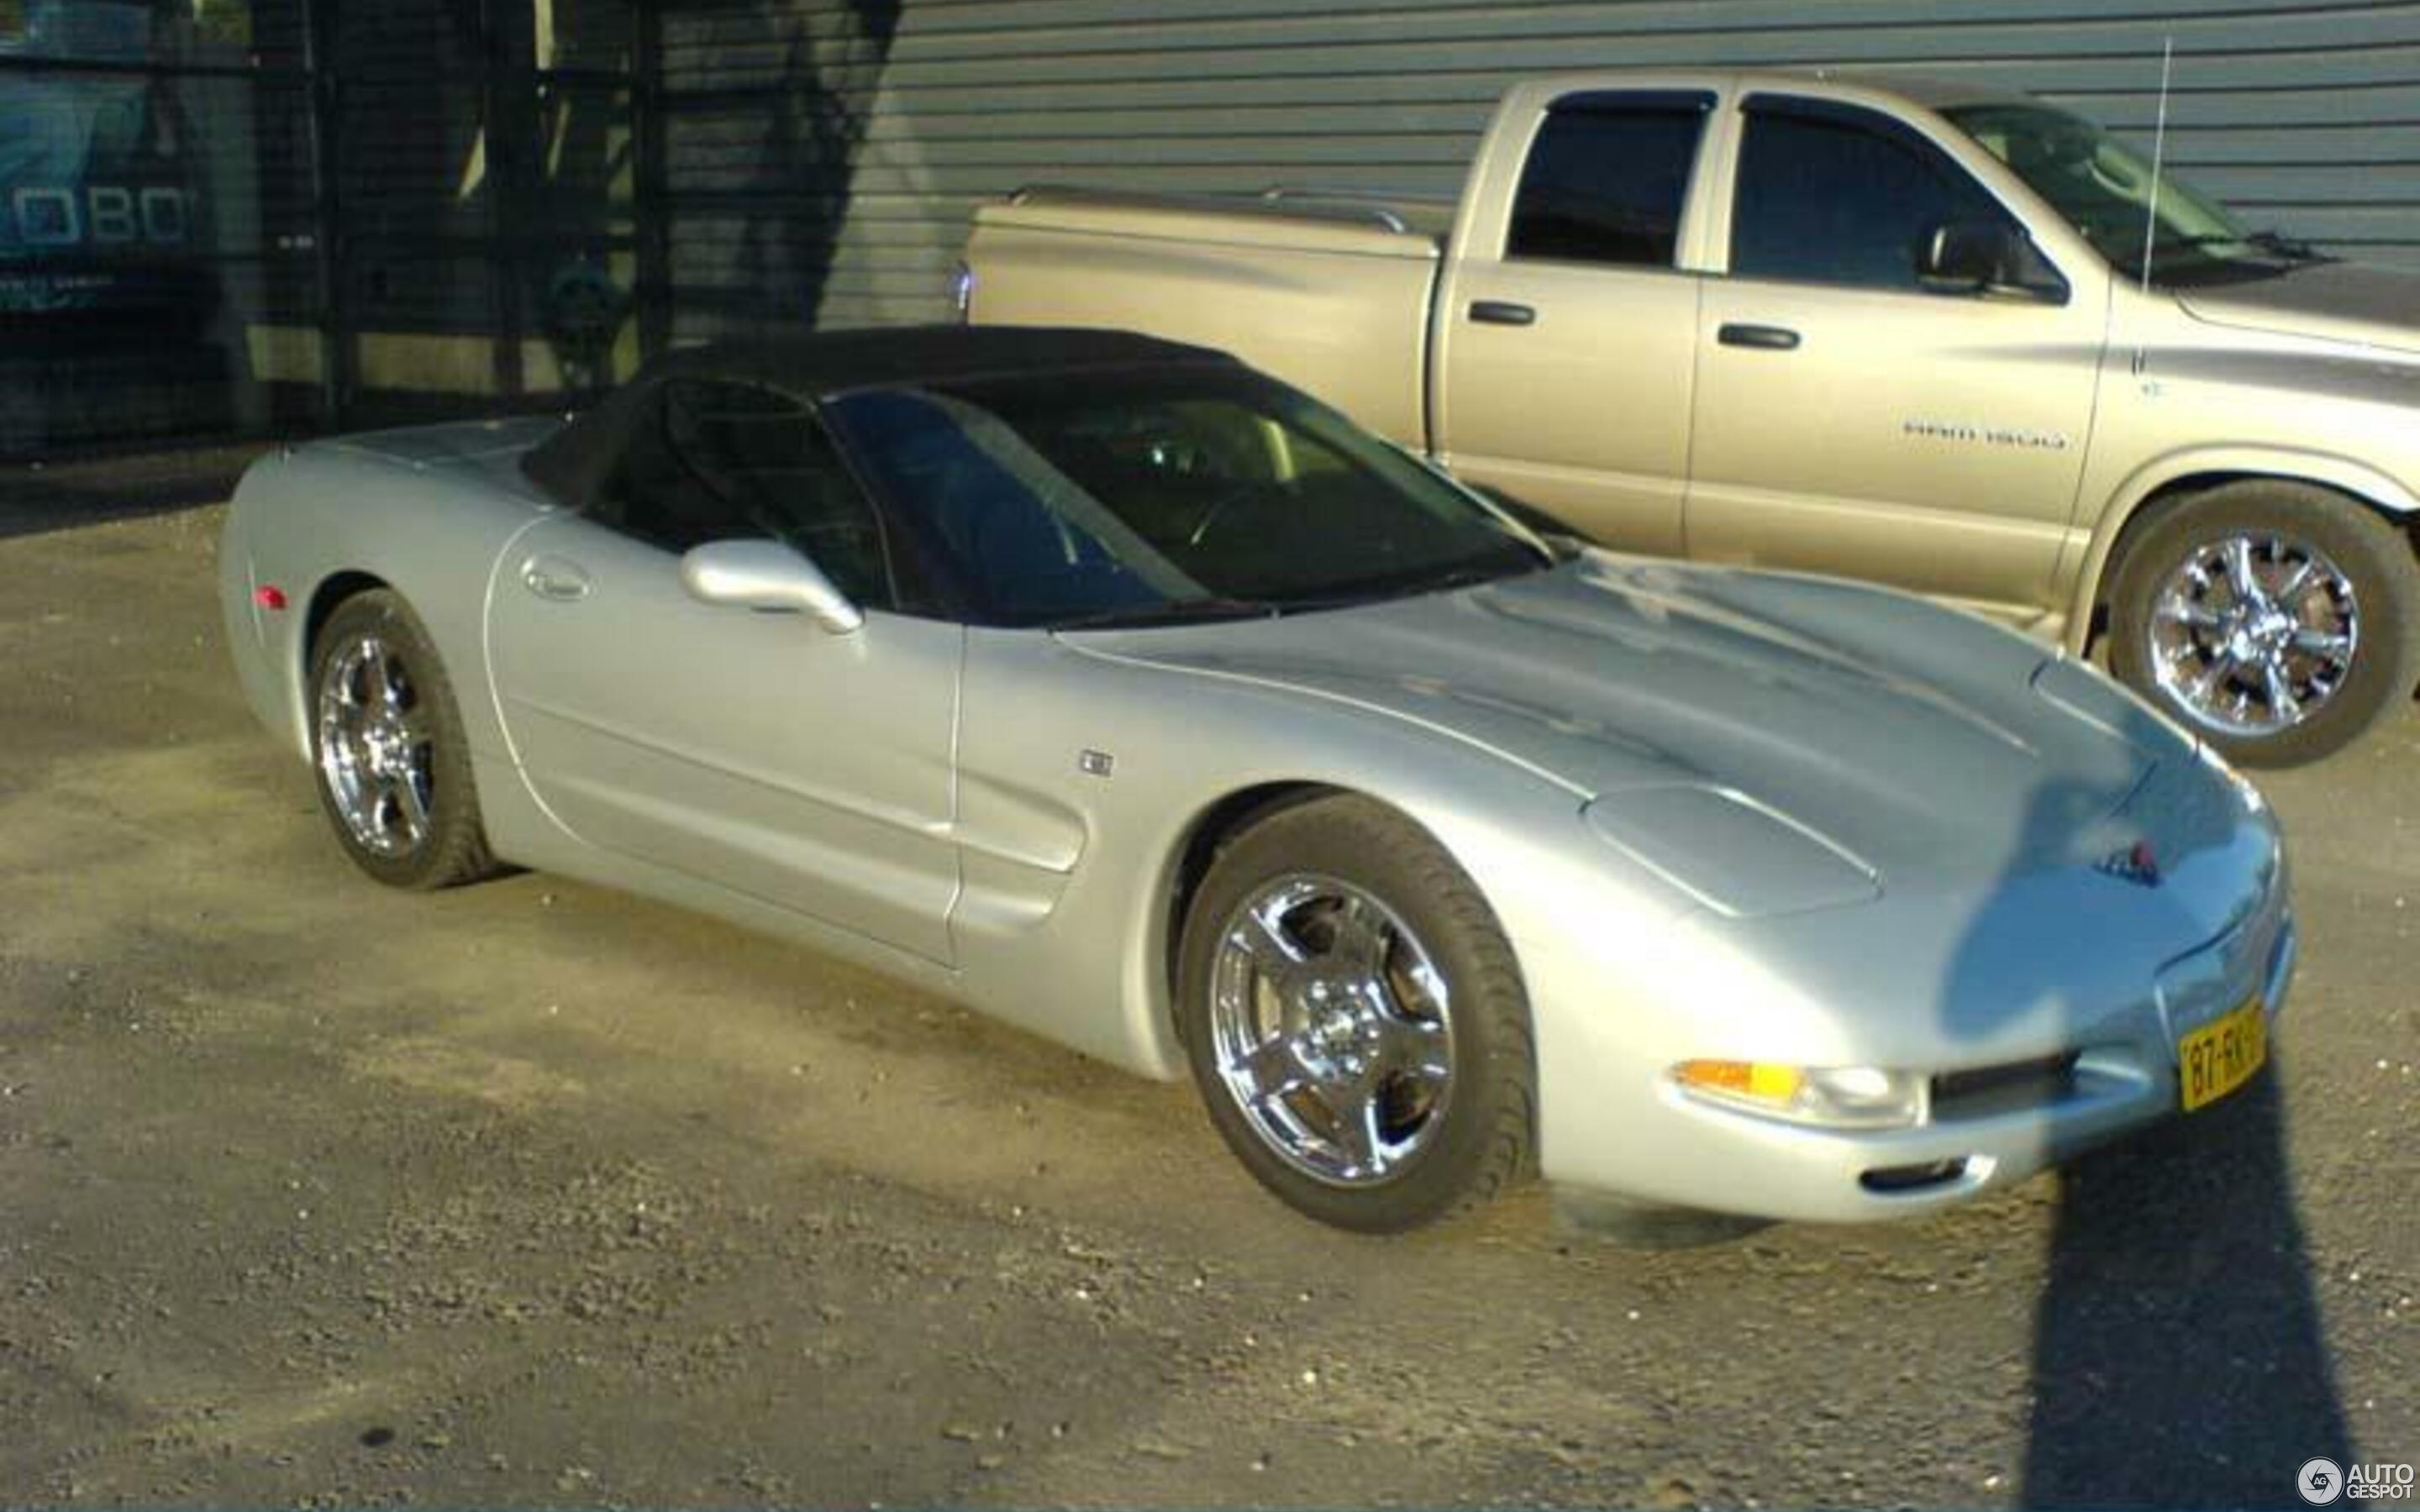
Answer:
678 539 863 634
1917 219 2064 302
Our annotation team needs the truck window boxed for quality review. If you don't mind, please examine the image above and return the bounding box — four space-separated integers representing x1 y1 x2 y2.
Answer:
1730 99 2018 292
1507 97 1710 269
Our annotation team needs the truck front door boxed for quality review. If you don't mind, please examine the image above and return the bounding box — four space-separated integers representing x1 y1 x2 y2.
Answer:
1686 94 2106 626
1433 89 1716 556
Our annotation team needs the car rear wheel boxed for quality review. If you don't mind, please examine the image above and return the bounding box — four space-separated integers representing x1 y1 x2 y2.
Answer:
2107 480 2420 767
1176 795 1535 1231
309 590 497 890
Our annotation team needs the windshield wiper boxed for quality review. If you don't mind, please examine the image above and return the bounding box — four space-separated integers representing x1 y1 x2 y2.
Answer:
1044 596 1276 632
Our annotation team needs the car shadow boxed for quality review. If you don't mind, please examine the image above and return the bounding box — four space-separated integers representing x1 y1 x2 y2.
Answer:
2023 1069 2348 1505
1931 752 2349 1506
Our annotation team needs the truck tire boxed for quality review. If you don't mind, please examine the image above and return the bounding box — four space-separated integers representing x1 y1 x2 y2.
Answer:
2107 480 2419 767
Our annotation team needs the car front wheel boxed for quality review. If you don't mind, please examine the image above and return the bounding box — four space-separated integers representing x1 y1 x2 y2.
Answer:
308 589 497 890
1176 795 1535 1232
2107 480 2420 766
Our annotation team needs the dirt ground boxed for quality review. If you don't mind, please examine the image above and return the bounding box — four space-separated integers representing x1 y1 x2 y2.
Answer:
0 487 2412 1508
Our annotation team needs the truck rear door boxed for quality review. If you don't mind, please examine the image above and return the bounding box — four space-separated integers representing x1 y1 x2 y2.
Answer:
1430 87 1716 556
1684 92 2106 625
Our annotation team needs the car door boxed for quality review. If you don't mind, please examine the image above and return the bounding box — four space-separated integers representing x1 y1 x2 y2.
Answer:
1686 94 2106 618
487 377 962 965
1434 89 1716 555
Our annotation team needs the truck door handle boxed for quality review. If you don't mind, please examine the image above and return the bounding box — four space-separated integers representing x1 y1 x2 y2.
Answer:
1468 300 1537 328
1718 323 1801 351
519 555 592 602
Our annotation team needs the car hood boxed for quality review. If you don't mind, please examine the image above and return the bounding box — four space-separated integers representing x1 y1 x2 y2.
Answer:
1070 555 2181 902
2175 261 2420 357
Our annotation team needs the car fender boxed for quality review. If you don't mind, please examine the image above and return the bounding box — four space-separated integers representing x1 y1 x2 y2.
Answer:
219 442 552 807
947 633 1702 1083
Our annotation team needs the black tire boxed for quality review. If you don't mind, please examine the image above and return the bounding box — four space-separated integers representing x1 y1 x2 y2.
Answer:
2107 480 2420 767
1176 795 1535 1232
308 589 498 890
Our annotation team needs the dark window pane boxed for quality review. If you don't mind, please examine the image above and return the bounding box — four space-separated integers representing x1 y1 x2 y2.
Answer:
826 369 1543 628
1731 104 2012 291
0 62 280 453
1508 104 1707 268
596 380 893 607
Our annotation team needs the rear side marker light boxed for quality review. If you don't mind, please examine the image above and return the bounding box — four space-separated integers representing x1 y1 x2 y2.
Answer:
255 585 289 612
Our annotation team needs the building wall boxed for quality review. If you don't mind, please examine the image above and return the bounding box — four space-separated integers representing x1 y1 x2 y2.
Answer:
0 0 292 452
0 0 644 454
7 0 2412 452
313 0 644 420
655 0 2420 338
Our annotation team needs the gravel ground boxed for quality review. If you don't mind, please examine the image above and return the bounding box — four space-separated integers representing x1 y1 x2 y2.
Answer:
0 495 2412 1508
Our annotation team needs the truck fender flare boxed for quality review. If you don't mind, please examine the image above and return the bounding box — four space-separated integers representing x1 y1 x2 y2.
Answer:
2064 444 2420 654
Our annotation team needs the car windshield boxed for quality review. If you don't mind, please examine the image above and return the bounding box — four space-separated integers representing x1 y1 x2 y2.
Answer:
1944 102 2325 286
822 366 1553 628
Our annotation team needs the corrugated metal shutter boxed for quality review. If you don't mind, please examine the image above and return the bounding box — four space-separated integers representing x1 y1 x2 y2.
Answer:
655 0 2420 338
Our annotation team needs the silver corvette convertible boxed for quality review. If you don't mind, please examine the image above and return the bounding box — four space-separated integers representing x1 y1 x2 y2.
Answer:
219 328 2294 1234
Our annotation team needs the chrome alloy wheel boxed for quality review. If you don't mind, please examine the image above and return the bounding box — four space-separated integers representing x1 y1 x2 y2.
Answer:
315 633 434 858
2148 532 2360 738
1207 874 1455 1186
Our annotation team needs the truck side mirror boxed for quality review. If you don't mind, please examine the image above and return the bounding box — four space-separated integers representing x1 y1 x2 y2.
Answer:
1917 220 2065 303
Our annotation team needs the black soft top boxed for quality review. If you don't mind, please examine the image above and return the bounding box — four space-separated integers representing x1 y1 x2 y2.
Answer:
521 325 1235 510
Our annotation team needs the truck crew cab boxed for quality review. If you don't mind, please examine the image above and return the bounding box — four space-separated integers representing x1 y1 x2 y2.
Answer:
966 71 2420 765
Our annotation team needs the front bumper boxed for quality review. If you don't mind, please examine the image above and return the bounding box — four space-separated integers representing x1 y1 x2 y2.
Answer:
1529 864 2296 1228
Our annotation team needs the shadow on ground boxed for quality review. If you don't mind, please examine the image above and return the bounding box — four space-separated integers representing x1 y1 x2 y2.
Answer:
0 444 269 539
2026 1070 2349 1505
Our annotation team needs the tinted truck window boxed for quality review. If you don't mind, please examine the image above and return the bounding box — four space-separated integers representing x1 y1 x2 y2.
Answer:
1731 101 2014 291
1507 100 1709 268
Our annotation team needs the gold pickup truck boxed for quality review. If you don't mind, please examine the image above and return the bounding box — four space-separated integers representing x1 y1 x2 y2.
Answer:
961 69 2420 765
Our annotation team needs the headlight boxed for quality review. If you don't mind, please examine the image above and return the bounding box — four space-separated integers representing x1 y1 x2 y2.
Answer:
1672 1059 1924 1129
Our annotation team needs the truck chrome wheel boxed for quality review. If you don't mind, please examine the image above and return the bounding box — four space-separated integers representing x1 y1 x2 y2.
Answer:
1207 874 1455 1187
2146 532 2358 738
316 633 434 858
2111 481 2420 767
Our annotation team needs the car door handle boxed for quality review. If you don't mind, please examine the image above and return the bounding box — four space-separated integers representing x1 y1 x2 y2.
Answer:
519 555 592 602
1468 300 1537 328
1718 323 1802 351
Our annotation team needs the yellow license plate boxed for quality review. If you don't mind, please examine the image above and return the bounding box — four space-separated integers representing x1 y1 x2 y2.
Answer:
2178 998 2268 1111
